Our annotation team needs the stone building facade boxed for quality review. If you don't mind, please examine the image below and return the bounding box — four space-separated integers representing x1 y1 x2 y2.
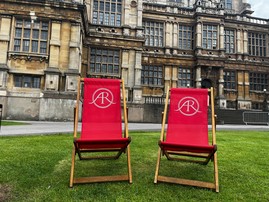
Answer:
0 0 268 121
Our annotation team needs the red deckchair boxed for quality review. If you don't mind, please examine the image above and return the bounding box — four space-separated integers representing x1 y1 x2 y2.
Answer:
69 78 132 187
154 87 219 192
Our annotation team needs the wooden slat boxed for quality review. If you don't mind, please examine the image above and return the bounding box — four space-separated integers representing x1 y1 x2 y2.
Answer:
157 176 216 190
160 86 170 142
121 79 132 183
79 148 122 152
167 151 209 158
73 77 81 139
74 175 129 184
121 79 129 138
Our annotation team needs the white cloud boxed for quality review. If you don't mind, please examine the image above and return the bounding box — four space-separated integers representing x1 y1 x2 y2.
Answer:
248 0 269 19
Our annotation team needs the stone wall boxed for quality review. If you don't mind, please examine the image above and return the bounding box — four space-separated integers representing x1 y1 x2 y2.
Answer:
2 96 76 121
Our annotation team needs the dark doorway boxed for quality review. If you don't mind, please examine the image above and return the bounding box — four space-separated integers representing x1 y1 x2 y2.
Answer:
201 79 212 89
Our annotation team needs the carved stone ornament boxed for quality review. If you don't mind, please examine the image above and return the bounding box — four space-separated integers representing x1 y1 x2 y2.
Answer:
130 0 137 7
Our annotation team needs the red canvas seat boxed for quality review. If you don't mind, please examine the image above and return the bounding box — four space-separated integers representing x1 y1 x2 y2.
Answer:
154 87 219 192
69 78 132 187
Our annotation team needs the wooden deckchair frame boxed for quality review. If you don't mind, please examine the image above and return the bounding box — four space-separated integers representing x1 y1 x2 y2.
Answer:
154 87 219 192
69 78 132 187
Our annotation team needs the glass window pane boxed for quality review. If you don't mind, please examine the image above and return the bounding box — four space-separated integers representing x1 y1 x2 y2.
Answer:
14 75 22 87
32 41 38 52
23 29 30 38
23 76 31 88
41 31 48 40
32 30 39 39
23 40 30 51
15 28 22 37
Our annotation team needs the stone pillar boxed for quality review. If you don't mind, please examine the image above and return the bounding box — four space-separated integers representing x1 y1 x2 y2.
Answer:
122 0 131 36
68 23 81 71
49 21 61 69
121 49 129 84
133 50 142 103
165 21 172 54
218 67 226 108
164 65 171 92
123 0 130 26
136 0 143 37
171 66 178 88
195 66 201 88
243 29 249 60
196 21 202 48
244 71 250 99
172 22 178 55
237 71 251 109
134 51 142 87
219 23 225 56
218 67 224 97
0 16 11 92
84 0 92 22
236 29 242 60
46 21 61 91
137 0 142 27
66 23 81 92
236 70 244 109
0 17 11 64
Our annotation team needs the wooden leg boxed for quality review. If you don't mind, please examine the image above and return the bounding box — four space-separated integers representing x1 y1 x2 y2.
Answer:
154 148 162 183
127 145 132 183
213 153 219 192
69 147 76 188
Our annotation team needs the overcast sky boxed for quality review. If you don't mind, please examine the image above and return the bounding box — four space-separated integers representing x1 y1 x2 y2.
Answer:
248 0 269 19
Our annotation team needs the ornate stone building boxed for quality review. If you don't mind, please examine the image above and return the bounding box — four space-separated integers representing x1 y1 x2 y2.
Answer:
0 0 268 121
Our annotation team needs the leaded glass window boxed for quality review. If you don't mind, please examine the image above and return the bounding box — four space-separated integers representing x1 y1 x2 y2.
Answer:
141 65 163 85
202 25 218 49
178 67 193 87
93 0 122 26
143 21 164 47
14 19 48 54
90 48 120 76
179 25 193 50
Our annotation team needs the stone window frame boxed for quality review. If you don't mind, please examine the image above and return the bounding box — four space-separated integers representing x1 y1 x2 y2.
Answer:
224 29 235 53
141 65 163 86
13 74 41 89
202 24 218 50
92 0 122 26
89 47 121 76
13 18 49 54
143 21 164 47
178 25 193 50
177 67 193 87
224 70 236 90
248 32 267 57
249 72 268 91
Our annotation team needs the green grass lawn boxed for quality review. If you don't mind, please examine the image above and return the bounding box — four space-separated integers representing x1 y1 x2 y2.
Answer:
0 131 268 201
1 121 29 126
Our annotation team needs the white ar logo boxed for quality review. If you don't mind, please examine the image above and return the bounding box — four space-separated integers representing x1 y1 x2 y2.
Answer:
89 88 115 109
176 96 200 116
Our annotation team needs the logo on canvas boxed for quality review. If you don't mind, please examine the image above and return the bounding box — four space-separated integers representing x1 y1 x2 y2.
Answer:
89 88 115 109
176 96 200 116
